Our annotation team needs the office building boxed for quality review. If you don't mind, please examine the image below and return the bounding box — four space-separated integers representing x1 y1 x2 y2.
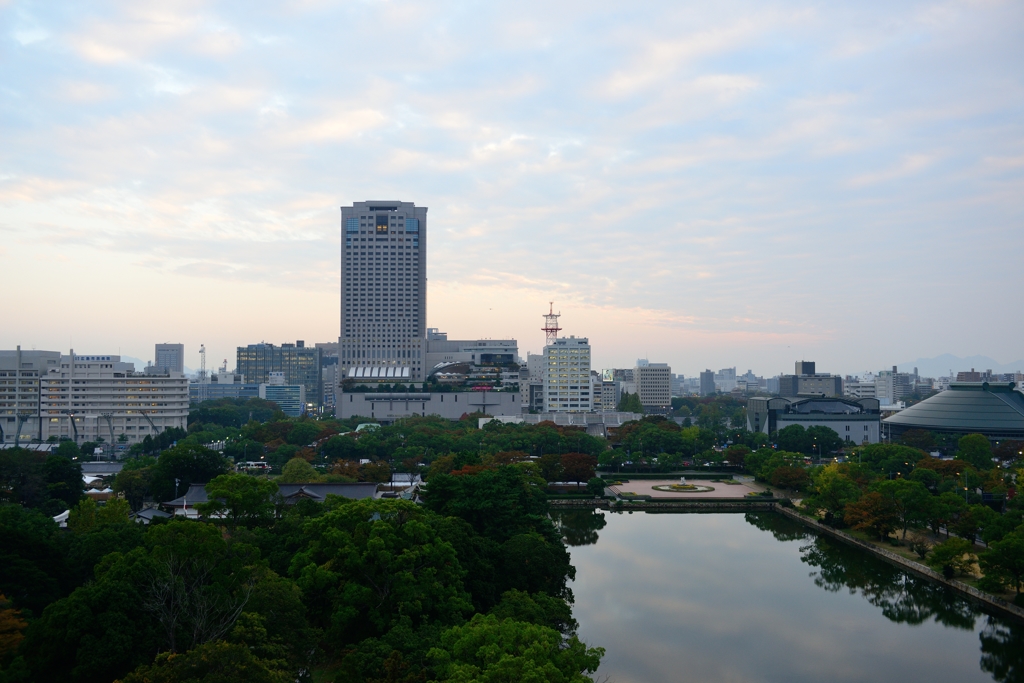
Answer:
543 337 592 413
0 347 61 444
746 396 881 444
236 341 321 409
778 361 843 397
875 366 913 406
154 343 185 374
39 352 188 448
337 389 521 423
635 362 671 412
189 372 259 404
699 370 716 396
339 200 427 385
424 331 518 371
259 377 306 417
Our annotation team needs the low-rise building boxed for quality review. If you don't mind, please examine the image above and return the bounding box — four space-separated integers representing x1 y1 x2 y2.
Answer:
746 395 881 444
336 390 522 424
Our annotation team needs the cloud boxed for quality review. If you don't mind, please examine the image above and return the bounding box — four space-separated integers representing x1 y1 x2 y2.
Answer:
1 0 1022 372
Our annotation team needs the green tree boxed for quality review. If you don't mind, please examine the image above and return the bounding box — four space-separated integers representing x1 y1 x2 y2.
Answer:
55 441 82 460
43 455 84 511
66 498 131 534
427 614 603 683
291 498 472 644
874 478 932 540
113 467 152 512
149 443 229 502
277 457 324 483
928 537 977 577
803 463 861 523
118 640 291 683
616 392 643 413
537 453 563 482
957 433 994 470
198 473 279 529
284 421 322 447
775 425 809 453
979 532 1024 595
900 429 937 451
805 426 843 455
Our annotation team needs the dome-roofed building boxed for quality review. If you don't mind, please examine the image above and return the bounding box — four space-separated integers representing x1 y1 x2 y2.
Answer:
883 382 1024 441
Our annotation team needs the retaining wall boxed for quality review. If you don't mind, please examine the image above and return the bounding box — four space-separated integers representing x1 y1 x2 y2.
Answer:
776 505 1024 623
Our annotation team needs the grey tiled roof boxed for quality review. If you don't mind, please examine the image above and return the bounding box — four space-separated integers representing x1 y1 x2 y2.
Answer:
884 383 1024 435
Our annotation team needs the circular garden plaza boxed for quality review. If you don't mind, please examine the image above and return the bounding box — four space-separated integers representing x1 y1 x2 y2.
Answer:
606 475 768 499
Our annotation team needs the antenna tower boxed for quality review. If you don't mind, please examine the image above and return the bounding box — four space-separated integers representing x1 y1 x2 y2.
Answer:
541 302 562 346
199 344 207 382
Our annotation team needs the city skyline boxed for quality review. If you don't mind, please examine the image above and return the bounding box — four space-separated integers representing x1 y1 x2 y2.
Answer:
2 1 1022 374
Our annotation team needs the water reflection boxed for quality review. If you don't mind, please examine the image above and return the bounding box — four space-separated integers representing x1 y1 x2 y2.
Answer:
551 508 607 547
744 512 1024 683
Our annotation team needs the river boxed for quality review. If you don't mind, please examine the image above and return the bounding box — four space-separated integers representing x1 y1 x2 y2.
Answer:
554 509 1024 683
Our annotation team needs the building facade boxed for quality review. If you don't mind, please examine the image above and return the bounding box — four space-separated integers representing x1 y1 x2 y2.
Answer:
40 352 188 449
635 362 671 411
337 390 521 423
154 343 185 374
236 341 321 410
543 337 591 413
339 201 427 385
0 348 62 444
259 382 306 417
746 396 881 445
699 370 716 396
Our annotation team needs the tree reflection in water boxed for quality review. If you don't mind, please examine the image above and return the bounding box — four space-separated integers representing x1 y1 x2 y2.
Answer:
550 509 607 547
745 512 1024 683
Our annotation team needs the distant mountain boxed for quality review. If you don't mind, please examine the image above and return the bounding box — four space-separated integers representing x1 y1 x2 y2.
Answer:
897 354 1024 379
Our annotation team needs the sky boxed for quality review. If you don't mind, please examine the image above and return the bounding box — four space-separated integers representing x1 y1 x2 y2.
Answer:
1 0 1022 378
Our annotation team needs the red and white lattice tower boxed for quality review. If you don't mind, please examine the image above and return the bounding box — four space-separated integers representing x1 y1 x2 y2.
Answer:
541 302 562 346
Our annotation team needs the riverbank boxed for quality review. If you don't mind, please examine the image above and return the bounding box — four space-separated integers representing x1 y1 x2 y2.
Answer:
775 505 1024 623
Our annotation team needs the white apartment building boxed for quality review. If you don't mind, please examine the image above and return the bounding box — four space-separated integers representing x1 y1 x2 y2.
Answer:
543 337 591 412
39 352 188 448
635 362 671 411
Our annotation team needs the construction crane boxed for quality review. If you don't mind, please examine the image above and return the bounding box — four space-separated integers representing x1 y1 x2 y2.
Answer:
199 344 207 382
140 410 159 436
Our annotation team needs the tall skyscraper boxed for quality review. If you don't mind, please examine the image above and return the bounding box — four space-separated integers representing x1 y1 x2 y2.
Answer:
155 343 185 374
339 201 427 383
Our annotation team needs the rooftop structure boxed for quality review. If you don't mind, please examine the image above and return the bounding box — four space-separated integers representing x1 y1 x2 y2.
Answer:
883 382 1024 441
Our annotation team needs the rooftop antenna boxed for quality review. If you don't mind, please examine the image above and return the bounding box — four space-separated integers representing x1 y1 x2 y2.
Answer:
541 302 562 346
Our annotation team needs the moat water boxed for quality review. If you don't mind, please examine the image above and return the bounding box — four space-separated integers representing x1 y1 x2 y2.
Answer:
555 510 1023 683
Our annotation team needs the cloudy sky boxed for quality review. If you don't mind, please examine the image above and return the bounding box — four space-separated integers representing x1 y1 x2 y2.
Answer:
2 0 1022 377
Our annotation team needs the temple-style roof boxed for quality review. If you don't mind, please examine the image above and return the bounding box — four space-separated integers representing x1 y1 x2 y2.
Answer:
162 481 379 508
883 382 1024 437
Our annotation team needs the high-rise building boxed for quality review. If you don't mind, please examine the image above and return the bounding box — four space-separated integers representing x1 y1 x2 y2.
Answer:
154 343 185 374
635 362 671 412
339 201 427 384
699 369 716 396
236 341 322 409
543 337 591 412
